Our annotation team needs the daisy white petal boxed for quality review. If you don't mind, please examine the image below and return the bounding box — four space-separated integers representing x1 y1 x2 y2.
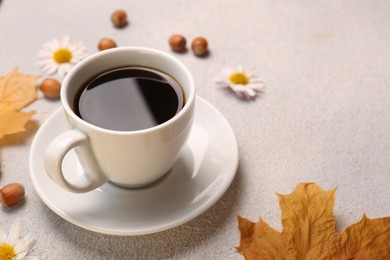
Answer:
0 222 8 243
215 77 230 87
58 63 72 77
13 239 26 255
246 88 257 97
70 56 82 64
47 39 60 52
8 218 21 245
0 219 37 260
215 66 264 100
221 68 233 75
37 51 52 59
237 65 244 73
38 36 88 77
250 82 265 91
249 78 263 83
40 62 58 75
37 58 54 66
17 257 40 260
60 35 70 46
23 235 36 254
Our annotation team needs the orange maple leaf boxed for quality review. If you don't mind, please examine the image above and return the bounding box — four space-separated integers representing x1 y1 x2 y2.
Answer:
0 68 39 110
0 69 39 139
237 183 390 260
0 109 36 139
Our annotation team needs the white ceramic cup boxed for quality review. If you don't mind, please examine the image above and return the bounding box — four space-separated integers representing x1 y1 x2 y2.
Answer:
44 47 196 193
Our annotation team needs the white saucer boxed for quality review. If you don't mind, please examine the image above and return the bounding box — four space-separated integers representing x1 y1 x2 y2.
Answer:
29 96 238 236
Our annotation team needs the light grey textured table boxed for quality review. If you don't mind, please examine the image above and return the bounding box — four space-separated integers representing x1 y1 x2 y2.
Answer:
1 0 390 259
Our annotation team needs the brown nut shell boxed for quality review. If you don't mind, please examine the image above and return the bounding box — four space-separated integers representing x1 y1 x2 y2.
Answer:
0 183 25 207
40 78 61 99
98 38 117 51
169 34 187 52
191 37 208 56
111 10 128 28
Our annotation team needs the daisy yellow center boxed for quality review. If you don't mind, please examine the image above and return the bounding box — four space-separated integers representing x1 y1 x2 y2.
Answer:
53 48 72 64
0 243 15 260
229 72 249 85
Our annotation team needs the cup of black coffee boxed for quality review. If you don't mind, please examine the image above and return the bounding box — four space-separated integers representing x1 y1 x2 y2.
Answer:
44 47 196 193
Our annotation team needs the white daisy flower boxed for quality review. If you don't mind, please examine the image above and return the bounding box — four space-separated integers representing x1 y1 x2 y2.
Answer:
38 36 88 77
215 66 264 99
0 218 37 260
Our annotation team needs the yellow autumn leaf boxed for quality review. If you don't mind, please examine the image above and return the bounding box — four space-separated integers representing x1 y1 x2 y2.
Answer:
0 109 36 139
0 69 40 139
237 183 390 260
0 68 39 110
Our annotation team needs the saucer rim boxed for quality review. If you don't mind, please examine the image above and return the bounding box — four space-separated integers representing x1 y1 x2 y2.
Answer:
29 96 239 236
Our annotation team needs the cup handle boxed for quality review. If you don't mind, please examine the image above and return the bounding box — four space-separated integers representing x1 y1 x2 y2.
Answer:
44 129 108 193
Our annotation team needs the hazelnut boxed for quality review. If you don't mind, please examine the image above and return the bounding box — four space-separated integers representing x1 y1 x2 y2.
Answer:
0 183 25 207
191 37 208 57
111 10 128 28
39 78 61 99
98 38 117 51
169 34 187 52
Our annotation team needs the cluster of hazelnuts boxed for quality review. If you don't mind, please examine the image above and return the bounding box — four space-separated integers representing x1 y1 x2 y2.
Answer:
97 10 127 50
99 34 209 57
40 10 209 99
169 34 208 57
99 10 209 57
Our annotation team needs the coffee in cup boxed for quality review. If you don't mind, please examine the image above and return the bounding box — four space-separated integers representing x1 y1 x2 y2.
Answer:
75 66 185 131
